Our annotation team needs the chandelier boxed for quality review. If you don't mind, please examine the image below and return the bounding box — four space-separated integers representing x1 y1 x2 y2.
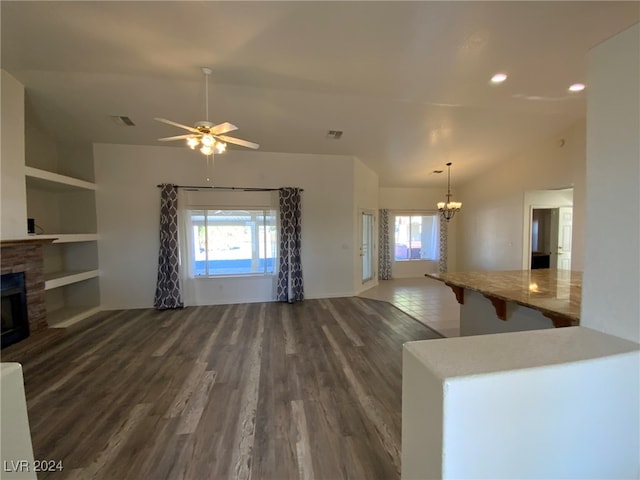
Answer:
437 162 462 222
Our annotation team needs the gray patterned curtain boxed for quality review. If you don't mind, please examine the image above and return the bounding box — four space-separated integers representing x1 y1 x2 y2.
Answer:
277 188 304 303
378 209 392 280
154 184 184 309
438 218 448 273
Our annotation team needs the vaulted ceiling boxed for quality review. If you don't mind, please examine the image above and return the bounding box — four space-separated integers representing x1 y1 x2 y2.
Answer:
2 1 638 187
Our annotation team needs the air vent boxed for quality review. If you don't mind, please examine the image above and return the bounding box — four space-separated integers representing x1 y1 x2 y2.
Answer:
110 115 136 127
326 130 343 140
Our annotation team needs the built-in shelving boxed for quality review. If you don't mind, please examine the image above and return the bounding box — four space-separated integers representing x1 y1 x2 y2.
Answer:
31 233 99 243
25 166 96 191
44 269 99 290
24 164 101 328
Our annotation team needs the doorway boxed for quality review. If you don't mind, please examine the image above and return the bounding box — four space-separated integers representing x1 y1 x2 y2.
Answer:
523 189 574 270
361 211 375 283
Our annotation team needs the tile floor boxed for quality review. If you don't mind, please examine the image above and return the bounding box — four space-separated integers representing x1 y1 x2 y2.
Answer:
359 277 461 337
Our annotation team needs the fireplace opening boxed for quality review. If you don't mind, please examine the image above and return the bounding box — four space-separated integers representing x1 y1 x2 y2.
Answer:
1 272 30 349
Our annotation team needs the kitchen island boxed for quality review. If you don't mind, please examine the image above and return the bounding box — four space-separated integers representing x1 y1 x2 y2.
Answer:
425 269 581 336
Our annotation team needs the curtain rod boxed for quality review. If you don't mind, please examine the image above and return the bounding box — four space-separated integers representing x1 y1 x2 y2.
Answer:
156 184 303 192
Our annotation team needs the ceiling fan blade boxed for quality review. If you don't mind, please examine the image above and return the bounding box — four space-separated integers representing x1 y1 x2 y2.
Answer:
154 117 199 133
210 122 238 135
158 134 196 142
216 135 260 150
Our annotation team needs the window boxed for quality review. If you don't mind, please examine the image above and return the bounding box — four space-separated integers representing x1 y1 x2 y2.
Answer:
188 209 277 276
394 213 439 261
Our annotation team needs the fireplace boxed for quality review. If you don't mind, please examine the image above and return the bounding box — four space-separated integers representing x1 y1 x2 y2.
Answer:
1 238 52 341
1 272 29 348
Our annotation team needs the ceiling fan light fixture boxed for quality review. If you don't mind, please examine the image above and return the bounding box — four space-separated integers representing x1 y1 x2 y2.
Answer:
215 142 227 154
201 134 215 147
155 68 259 158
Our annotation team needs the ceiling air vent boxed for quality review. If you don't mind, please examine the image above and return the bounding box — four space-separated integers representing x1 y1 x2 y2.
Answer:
326 130 343 140
110 115 136 127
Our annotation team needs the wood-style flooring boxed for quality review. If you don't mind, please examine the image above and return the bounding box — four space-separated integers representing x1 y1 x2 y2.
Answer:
2 297 442 480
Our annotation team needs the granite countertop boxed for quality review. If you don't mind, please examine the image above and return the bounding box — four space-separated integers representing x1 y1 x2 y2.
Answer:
426 269 582 323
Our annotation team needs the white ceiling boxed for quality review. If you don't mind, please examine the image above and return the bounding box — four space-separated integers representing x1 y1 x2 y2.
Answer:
2 1 638 187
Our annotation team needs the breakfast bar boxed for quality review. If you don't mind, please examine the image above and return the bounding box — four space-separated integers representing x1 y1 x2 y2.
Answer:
425 269 581 336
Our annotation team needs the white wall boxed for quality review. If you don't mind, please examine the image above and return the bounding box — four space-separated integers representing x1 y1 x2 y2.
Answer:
582 23 640 343
353 157 379 294
457 120 586 272
94 144 365 308
1 70 27 240
379 187 457 275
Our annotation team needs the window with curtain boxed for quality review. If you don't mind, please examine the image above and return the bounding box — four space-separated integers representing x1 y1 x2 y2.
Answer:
393 213 439 261
187 209 277 276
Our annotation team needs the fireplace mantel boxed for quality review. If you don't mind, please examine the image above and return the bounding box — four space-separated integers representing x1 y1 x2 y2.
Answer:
1 237 56 247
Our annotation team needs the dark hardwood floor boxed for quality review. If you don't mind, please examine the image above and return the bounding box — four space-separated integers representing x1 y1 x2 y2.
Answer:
2 297 442 480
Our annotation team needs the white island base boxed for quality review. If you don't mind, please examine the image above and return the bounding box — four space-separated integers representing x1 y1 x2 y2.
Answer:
461 289 557 336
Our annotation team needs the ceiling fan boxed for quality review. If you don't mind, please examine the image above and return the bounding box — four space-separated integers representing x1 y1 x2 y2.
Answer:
155 67 259 156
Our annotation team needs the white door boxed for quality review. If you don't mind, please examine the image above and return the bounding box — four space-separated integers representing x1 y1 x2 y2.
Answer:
361 212 374 283
557 207 573 270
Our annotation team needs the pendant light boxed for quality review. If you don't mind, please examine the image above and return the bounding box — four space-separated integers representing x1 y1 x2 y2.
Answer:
437 162 462 221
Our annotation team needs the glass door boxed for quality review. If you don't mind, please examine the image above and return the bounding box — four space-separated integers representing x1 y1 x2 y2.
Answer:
361 211 374 283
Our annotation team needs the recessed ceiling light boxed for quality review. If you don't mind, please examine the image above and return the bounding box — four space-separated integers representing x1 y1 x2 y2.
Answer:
490 73 508 84
568 83 586 92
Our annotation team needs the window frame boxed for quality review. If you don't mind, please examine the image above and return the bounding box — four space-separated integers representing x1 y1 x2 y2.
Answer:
186 207 278 278
392 211 440 262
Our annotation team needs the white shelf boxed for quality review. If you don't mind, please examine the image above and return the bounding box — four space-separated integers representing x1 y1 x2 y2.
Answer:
25 166 96 192
31 233 98 243
47 306 101 328
44 270 99 290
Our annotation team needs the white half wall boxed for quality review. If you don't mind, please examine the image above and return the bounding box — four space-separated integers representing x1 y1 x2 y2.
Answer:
1 70 27 240
403 328 640 480
94 144 363 309
456 120 586 272
582 23 640 343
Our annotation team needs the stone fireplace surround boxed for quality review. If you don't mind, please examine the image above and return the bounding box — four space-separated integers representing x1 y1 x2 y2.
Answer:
1 238 54 335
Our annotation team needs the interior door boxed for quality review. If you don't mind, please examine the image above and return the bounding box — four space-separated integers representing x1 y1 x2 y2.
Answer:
557 207 573 270
361 212 374 283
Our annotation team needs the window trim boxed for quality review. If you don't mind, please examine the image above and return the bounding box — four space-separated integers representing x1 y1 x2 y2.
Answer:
186 207 278 278
392 210 440 262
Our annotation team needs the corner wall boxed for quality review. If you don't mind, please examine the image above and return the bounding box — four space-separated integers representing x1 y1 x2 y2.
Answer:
582 23 640 343
1 70 27 239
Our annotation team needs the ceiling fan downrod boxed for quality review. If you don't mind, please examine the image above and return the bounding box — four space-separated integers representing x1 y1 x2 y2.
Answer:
201 66 212 123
